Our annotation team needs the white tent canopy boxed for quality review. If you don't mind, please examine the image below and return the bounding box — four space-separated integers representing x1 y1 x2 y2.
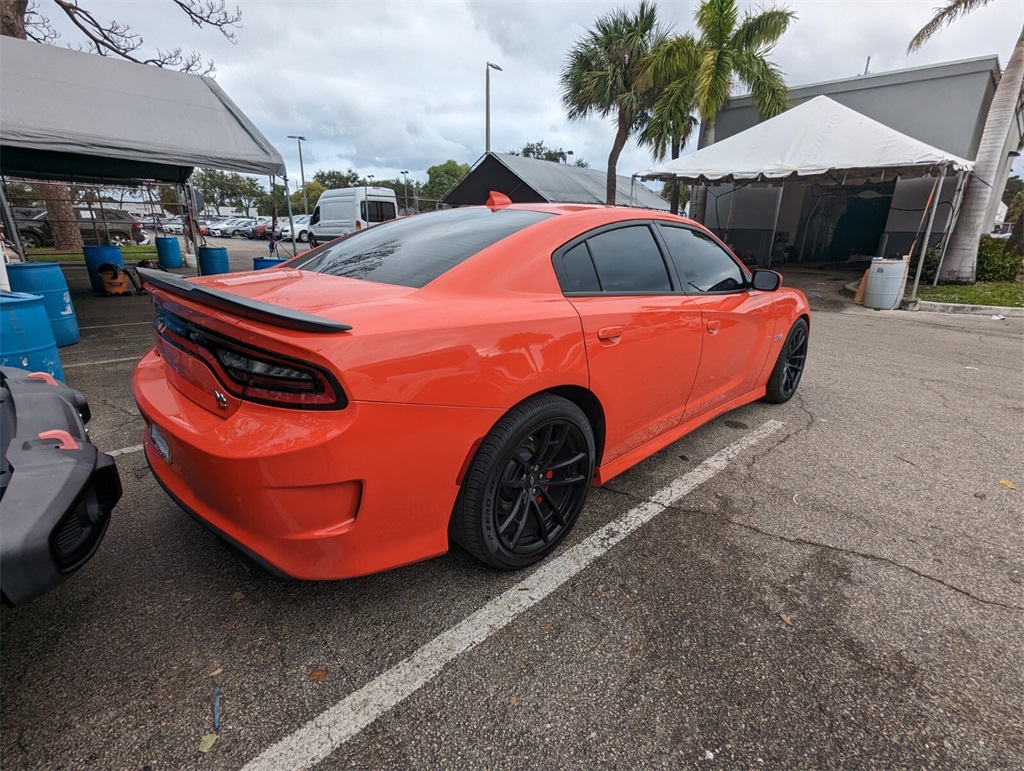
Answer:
636 96 972 184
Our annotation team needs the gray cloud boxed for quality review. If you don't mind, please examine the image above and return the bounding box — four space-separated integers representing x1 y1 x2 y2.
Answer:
40 0 1024 185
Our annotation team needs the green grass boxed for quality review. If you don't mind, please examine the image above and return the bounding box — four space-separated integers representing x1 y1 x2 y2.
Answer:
915 282 1024 308
24 246 158 263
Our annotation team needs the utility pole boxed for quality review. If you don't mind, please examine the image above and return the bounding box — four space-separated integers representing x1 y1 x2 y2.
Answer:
287 135 308 215
485 62 502 154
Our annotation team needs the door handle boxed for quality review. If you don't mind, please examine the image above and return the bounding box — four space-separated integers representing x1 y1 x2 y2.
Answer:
706 320 721 335
598 326 623 341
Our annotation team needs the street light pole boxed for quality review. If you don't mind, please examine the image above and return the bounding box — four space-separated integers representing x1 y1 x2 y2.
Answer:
287 135 308 215
485 62 502 154
400 170 409 211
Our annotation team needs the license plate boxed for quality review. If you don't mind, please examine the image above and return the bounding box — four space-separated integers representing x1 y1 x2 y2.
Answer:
150 423 171 464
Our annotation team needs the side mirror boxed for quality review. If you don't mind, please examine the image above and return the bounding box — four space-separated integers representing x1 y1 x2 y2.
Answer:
752 270 781 291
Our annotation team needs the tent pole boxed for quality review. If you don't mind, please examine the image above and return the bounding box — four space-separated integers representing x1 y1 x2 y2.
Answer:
798 195 821 264
933 168 966 287
184 182 201 275
284 176 297 254
766 185 783 268
725 184 737 241
910 167 944 302
0 178 25 286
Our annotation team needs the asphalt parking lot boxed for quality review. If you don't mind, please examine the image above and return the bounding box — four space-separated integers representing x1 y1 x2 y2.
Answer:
2 260 1022 770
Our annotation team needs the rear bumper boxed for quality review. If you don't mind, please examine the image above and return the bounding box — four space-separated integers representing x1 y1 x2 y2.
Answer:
132 349 502 580
0 367 122 606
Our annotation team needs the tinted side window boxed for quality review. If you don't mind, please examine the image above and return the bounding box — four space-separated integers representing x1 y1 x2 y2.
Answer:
660 226 746 293
360 200 398 223
585 226 671 293
560 243 601 293
310 206 320 225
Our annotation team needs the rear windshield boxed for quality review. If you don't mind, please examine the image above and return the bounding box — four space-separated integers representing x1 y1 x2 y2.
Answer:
295 208 553 288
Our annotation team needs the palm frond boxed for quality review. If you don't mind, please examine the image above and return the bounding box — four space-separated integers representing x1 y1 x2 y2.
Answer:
560 0 667 128
695 0 738 48
639 80 698 160
907 0 993 53
643 33 701 87
731 7 796 54
695 46 734 118
733 51 788 119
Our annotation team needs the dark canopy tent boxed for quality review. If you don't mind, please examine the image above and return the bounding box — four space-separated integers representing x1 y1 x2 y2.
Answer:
0 36 285 183
443 152 670 210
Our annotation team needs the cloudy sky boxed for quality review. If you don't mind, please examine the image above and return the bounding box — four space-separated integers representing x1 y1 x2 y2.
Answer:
39 0 1024 188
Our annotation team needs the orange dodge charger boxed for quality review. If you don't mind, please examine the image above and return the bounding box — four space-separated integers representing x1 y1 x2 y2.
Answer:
133 201 810 580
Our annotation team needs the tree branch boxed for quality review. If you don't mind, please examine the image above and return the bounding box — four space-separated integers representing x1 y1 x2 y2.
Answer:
50 0 240 74
25 0 59 43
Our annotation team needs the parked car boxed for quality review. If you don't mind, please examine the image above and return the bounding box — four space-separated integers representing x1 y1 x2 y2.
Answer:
1 367 123 606
16 208 147 248
134 203 810 581
279 214 311 242
209 218 255 238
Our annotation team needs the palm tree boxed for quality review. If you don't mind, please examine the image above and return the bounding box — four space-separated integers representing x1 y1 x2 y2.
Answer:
560 1 668 205
646 0 794 223
909 2 1024 283
638 70 698 214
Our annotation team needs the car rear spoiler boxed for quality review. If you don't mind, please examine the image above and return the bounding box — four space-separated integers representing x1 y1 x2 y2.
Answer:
136 268 352 333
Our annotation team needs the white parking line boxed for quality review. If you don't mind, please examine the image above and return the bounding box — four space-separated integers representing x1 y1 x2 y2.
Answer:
108 444 144 457
78 321 153 330
63 356 141 368
242 419 783 771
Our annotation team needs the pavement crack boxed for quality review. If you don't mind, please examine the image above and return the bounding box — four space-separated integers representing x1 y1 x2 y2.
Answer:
670 505 1024 613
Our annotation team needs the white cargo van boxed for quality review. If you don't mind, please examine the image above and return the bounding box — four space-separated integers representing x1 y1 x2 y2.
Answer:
307 187 399 246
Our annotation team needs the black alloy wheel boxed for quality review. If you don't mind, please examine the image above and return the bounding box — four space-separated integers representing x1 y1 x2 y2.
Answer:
451 394 595 570
765 317 809 403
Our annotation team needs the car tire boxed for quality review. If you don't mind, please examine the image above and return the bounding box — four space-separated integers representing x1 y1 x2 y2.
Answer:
298 230 308 243
450 394 595 570
19 232 42 249
764 317 809 404
108 232 130 247
308 233 318 248
231 230 242 237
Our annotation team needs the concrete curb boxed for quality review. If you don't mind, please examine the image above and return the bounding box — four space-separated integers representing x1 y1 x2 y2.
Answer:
841 281 1023 317
899 299 1024 317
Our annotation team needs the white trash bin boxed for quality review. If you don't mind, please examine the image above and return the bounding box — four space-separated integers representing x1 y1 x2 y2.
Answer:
863 258 908 310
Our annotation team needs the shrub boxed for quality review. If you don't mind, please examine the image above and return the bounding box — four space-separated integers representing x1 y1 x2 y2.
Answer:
915 244 941 283
976 236 1023 282
914 236 1023 283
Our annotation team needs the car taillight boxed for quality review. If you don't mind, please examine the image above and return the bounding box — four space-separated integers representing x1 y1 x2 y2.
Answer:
156 309 347 409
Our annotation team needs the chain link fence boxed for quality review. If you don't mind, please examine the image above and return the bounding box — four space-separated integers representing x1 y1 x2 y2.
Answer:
1 177 191 261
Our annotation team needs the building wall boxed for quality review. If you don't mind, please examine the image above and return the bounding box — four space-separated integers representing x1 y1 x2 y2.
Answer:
716 57 999 161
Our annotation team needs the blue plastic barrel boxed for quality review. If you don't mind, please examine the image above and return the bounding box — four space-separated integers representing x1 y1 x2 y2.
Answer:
253 257 289 270
198 246 229 275
155 236 183 269
83 245 123 293
5 262 80 347
0 291 65 381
